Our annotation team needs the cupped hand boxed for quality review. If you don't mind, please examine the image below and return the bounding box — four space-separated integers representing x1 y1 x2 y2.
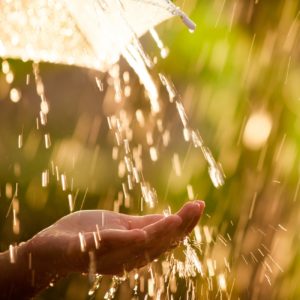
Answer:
28 201 205 277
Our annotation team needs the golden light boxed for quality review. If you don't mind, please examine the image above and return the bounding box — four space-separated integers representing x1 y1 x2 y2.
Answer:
243 111 272 150
9 87 21 103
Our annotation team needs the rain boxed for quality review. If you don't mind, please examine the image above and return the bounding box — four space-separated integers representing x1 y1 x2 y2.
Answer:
0 0 300 299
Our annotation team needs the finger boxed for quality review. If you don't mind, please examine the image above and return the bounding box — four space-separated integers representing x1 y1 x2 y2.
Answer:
95 244 148 275
143 215 182 243
141 202 205 260
96 214 188 274
70 229 147 274
97 231 176 275
140 215 182 260
176 200 205 234
141 226 181 262
124 214 164 229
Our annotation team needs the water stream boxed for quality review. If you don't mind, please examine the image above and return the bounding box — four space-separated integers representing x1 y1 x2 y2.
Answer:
0 0 228 298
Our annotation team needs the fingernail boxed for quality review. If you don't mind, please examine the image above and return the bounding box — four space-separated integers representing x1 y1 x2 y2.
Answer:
193 200 205 214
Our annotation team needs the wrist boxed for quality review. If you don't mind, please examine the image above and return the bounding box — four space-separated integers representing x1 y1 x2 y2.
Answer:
26 232 65 279
0 241 35 298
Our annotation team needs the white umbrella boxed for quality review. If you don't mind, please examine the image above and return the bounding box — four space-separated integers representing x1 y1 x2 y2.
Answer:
0 0 195 112
0 0 195 71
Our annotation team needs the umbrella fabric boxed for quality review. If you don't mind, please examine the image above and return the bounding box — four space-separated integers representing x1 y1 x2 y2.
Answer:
0 0 194 71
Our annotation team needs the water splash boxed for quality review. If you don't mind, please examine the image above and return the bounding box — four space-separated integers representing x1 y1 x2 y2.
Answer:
0 0 230 299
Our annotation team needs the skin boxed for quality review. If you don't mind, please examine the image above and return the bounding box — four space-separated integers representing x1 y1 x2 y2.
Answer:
0 200 205 299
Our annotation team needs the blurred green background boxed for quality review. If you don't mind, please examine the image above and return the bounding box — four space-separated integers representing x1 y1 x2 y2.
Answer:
1 0 300 299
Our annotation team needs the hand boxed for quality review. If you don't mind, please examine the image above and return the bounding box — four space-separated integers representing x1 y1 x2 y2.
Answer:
0 201 205 299
28 200 205 276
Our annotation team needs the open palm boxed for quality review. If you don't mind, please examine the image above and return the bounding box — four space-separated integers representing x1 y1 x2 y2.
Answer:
28 201 205 276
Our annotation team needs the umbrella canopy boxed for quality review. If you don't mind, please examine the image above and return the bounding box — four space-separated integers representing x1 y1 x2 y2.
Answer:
0 0 195 71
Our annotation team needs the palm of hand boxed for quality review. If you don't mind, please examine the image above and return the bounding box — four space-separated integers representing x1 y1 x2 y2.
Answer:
30 201 204 276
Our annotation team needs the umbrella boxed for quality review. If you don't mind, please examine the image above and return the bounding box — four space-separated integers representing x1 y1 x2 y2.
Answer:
0 0 195 112
0 0 195 71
